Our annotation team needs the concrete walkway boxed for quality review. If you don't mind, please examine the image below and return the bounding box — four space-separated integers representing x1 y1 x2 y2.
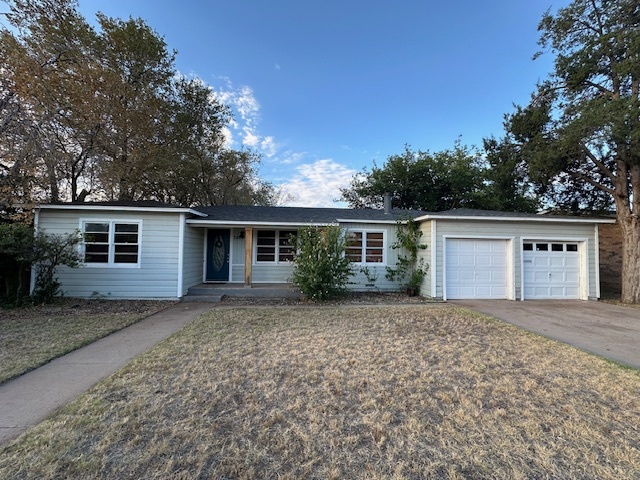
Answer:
0 302 213 445
453 300 640 369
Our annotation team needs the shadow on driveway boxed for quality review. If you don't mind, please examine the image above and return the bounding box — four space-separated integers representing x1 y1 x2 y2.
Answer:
452 300 640 369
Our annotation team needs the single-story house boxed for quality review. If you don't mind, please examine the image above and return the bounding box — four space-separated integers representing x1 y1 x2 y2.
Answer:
32 201 615 301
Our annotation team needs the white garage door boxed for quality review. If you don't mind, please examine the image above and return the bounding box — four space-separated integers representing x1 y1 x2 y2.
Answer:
446 239 508 299
523 241 580 299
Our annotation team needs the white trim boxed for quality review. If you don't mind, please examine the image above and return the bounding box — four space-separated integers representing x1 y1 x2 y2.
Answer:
344 227 387 266
38 204 205 216
253 228 298 266
443 235 515 301
415 213 615 224
430 220 437 298
594 224 601 299
79 218 143 268
177 213 185 298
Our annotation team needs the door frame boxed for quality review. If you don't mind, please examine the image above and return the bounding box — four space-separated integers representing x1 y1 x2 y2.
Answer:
205 228 231 282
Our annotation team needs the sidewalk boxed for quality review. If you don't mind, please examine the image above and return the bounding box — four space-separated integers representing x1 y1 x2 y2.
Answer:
0 302 213 445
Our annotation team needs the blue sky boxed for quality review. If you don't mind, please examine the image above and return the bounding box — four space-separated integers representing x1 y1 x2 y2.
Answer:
79 1 570 207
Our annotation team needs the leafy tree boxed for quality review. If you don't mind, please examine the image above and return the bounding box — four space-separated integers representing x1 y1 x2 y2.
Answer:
0 0 279 209
290 226 353 301
0 222 34 302
341 143 537 212
503 0 640 302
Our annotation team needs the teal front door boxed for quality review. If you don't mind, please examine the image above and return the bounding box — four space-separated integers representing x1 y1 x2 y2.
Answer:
206 229 230 282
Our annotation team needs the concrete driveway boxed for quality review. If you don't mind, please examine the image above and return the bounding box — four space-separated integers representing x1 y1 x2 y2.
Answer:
452 300 640 369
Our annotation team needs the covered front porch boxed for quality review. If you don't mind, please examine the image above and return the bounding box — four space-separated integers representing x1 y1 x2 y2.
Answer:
195 225 298 286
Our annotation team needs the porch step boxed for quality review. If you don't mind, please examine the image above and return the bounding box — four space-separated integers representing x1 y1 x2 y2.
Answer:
183 283 304 302
181 294 226 303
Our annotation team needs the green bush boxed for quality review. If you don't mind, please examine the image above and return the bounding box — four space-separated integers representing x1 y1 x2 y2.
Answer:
0 222 83 307
290 226 353 301
385 218 428 293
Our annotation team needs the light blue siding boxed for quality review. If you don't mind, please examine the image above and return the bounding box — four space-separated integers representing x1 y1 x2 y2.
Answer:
182 225 205 294
430 219 599 300
37 209 184 299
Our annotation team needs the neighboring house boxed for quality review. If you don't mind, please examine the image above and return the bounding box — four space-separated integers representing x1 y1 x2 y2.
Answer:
33 202 614 301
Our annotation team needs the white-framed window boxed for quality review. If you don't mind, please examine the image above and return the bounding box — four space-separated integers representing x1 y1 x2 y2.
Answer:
82 220 141 267
255 230 297 263
346 230 385 264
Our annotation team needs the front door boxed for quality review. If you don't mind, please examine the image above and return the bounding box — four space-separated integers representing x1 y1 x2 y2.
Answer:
206 229 230 282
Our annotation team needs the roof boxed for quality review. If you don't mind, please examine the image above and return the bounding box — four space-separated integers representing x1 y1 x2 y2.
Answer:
37 201 206 216
415 208 615 224
191 205 426 225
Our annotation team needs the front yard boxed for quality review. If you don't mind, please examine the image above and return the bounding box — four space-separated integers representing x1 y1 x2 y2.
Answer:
1 304 639 479
0 299 172 384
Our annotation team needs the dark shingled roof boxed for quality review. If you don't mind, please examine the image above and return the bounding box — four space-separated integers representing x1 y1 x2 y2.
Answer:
193 205 426 223
53 200 187 209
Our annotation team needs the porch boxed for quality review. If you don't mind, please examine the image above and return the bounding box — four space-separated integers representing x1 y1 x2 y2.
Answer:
182 283 304 303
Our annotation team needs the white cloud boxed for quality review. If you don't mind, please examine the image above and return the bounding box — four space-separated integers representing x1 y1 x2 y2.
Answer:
212 80 282 158
279 159 356 208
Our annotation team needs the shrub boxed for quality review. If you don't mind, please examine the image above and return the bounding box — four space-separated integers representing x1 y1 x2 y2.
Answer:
290 226 353 301
385 218 428 294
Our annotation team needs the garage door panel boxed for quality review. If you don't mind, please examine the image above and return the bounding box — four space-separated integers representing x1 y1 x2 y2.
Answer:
446 239 508 300
523 241 581 299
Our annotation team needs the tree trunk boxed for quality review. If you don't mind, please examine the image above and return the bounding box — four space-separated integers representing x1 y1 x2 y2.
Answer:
618 211 640 303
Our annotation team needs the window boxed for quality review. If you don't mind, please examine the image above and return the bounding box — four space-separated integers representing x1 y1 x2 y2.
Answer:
551 243 564 252
256 230 297 263
523 243 533 251
566 244 578 252
83 221 140 266
346 230 384 264
536 243 549 251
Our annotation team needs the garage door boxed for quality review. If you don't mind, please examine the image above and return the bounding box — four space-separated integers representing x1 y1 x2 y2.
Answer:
446 239 508 299
522 241 580 299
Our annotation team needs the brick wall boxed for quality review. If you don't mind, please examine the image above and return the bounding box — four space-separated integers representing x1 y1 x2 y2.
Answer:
599 222 622 294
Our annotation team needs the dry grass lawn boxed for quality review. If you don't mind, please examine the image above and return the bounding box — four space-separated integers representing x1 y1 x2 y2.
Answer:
0 300 171 384
0 305 639 479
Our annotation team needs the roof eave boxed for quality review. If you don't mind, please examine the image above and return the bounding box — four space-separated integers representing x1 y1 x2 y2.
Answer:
414 214 616 224
37 204 207 217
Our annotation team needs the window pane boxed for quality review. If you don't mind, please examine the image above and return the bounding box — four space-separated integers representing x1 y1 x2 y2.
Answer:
566 244 578 252
551 243 563 251
85 253 108 263
115 224 138 233
536 243 549 251
114 254 138 263
523 243 533 251
115 244 138 254
115 233 138 244
346 232 362 247
86 233 109 243
85 223 109 233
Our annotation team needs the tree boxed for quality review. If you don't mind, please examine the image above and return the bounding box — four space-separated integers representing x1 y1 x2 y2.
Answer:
1 0 278 208
504 0 640 303
385 218 428 294
341 143 537 212
341 144 484 211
